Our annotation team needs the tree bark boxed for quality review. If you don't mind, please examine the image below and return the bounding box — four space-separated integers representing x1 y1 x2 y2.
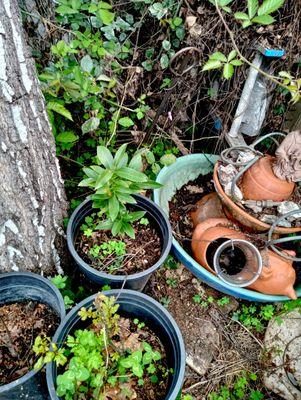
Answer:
0 0 68 274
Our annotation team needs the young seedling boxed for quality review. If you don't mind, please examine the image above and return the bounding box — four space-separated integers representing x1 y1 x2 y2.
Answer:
33 294 168 400
234 0 285 28
202 50 243 79
79 144 161 238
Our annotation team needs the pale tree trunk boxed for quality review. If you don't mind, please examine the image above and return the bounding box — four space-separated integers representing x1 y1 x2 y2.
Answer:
0 0 68 274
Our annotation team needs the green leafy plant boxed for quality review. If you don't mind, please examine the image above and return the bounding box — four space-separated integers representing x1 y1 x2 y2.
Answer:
208 372 264 400
51 275 87 309
79 144 161 238
166 278 178 287
164 255 179 270
193 294 215 308
278 71 301 103
33 294 169 400
232 303 275 332
217 296 230 307
202 50 243 79
88 240 127 273
234 0 285 28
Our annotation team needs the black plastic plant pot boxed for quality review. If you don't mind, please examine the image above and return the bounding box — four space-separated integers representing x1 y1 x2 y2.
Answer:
67 194 172 291
0 272 66 400
46 289 186 400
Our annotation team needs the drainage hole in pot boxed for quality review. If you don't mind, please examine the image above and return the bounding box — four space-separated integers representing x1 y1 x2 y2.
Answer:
0 301 60 386
75 210 162 275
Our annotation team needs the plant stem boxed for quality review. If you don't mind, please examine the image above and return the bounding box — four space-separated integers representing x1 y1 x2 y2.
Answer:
214 0 300 95
0 314 19 358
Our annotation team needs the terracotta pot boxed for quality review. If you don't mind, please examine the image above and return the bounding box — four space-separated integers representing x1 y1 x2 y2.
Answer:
191 218 245 272
190 193 226 227
241 155 295 201
191 217 297 298
249 249 297 299
213 161 301 234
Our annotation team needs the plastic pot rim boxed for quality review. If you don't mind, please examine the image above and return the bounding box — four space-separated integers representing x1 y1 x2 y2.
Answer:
0 271 66 393
46 289 186 400
153 154 301 302
66 195 172 283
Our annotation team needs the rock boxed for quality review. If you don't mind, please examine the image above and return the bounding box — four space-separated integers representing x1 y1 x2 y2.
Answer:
263 310 301 400
277 201 301 222
186 15 197 28
224 182 243 200
186 318 219 376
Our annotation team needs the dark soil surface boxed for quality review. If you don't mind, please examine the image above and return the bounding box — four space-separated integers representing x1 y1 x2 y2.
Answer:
0 301 60 385
169 173 215 253
77 219 162 275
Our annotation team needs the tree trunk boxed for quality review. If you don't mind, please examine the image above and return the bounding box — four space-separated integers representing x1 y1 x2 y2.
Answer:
0 0 68 274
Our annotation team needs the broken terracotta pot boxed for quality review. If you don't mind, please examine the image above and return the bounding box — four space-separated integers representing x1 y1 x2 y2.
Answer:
190 193 225 227
241 155 295 201
191 218 245 273
213 161 301 234
248 249 297 299
191 218 297 298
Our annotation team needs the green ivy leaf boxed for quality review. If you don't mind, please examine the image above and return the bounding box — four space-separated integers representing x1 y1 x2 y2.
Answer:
162 40 171 51
202 59 222 71
160 54 169 69
227 50 237 61
80 55 93 73
234 12 250 20
97 8 115 25
248 0 259 19
210 52 227 62
56 131 79 143
252 14 275 24
223 63 234 79
82 117 100 134
172 17 182 26
56 5 78 14
47 102 73 121
257 0 284 16
118 117 134 128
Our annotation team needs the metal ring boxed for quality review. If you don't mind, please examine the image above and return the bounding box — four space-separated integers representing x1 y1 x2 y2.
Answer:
213 239 263 287
169 46 202 76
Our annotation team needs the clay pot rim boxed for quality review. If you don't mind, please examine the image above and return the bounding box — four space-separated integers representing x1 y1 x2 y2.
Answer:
213 161 301 234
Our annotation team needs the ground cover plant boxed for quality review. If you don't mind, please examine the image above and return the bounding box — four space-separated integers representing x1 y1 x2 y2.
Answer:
18 0 301 397
34 294 170 400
